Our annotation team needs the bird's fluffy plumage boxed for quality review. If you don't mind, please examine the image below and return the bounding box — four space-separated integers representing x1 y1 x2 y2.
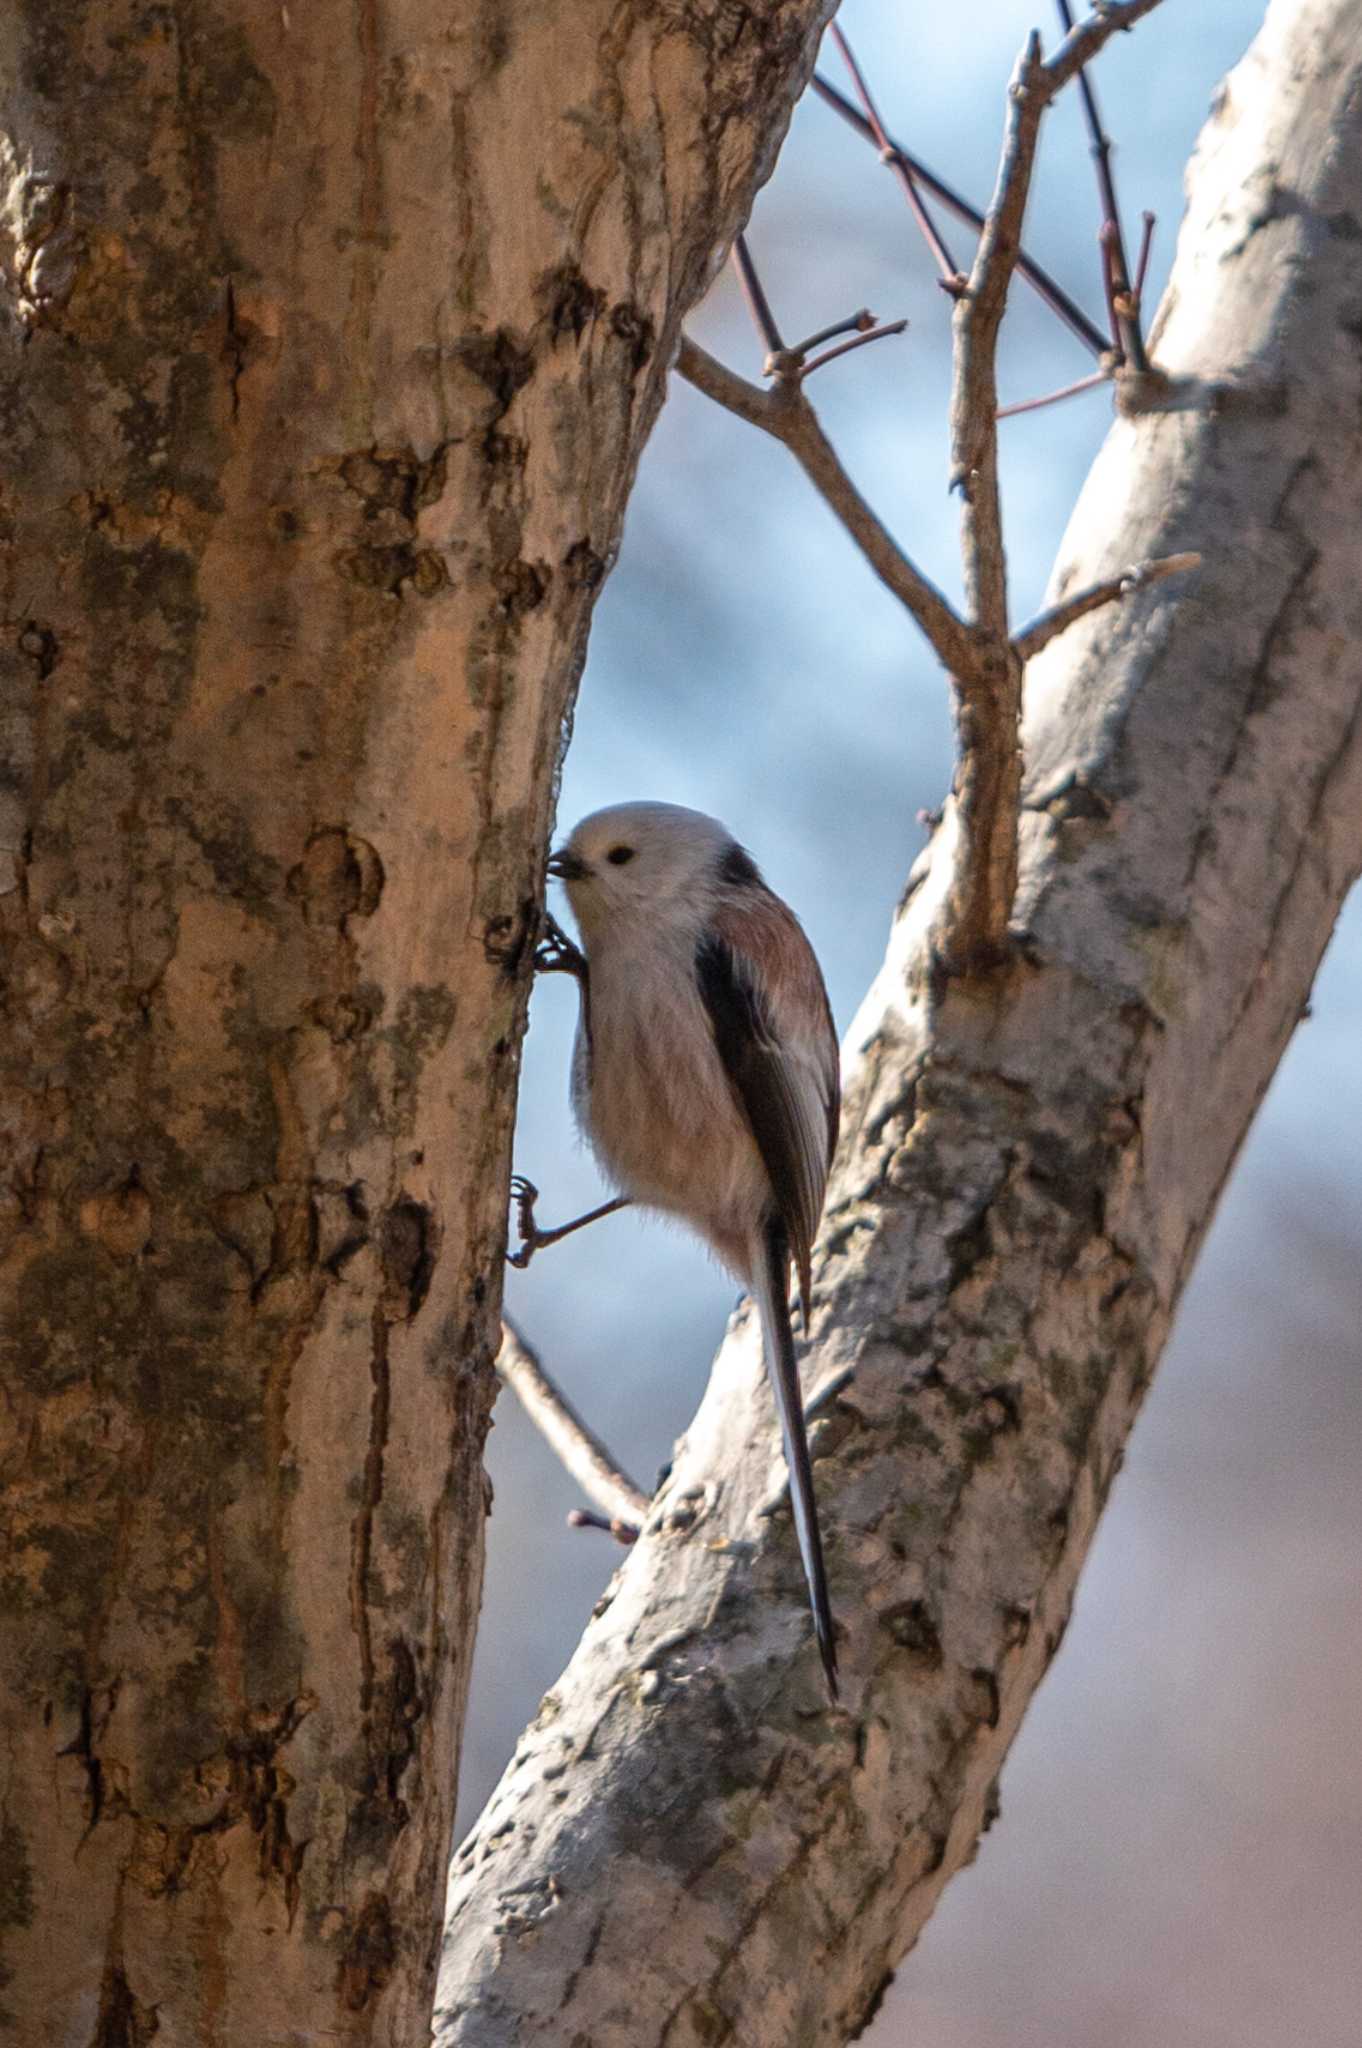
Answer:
550 801 841 1695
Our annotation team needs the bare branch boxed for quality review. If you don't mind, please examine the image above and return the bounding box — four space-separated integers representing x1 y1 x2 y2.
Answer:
1135 208 1156 299
788 307 876 356
676 335 976 679
1098 221 1124 354
1053 0 1152 371
799 317 908 379
998 368 1111 420
730 234 784 356
829 24 966 292
942 0 1168 969
693 3 1168 978
811 73 1110 359
1042 0 1167 96
567 1508 640 1546
1014 551 1201 661
951 33 1046 630
497 1319 650 1533
675 334 773 430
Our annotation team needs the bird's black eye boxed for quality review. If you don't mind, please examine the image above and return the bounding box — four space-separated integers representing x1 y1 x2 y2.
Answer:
606 844 635 866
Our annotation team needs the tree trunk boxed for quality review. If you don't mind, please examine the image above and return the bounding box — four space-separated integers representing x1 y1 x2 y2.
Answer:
0 2 835 2039
436 3 1362 2040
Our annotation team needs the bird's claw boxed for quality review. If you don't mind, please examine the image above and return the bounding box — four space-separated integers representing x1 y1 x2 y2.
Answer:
507 1175 543 1269
533 912 586 981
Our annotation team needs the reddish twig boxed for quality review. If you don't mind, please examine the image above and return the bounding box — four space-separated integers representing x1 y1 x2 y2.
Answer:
1134 209 1156 300
799 318 908 379
1099 223 1124 355
829 24 966 293
1055 0 1150 371
997 369 1111 420
811 73 1109 359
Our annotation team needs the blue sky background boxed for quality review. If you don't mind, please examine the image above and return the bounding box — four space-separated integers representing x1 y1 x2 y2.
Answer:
461 6 1362 2040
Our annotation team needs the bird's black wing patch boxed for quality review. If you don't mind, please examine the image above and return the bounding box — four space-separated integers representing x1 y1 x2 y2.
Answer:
717 841 762 889
695 934 818 1257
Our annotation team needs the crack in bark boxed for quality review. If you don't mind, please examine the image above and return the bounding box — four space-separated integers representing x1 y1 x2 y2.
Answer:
223 1695 316 1925
58 1681 121 1838
222 279 247 422
60 1686 317 1924
351 1305 392 1724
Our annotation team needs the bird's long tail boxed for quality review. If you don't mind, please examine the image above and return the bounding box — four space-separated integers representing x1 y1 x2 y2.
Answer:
752 1217 838 1701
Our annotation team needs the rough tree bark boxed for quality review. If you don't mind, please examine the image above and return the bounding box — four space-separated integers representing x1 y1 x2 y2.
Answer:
437 3 1362 2041
0 1 838 2040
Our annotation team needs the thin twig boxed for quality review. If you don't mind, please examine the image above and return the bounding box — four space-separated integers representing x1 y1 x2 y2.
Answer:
1098 224 1123 355
1055 0 1132 281
1043 1 1166 101
998 368 1110 419
731 234 784 356
567 1509 640 1545
789 308 876 356
800 318 908 379
497 1319 649 1536
1050 0 1156 361
811 73 1109 359
1134 209 1156 300
1013 551 1201 661
676 334 976 681
829 24 966 292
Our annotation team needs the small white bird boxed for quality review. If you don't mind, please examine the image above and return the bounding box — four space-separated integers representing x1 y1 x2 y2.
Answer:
521 801 841 1698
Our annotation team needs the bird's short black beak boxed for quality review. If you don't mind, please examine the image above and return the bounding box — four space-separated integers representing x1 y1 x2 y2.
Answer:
547 847 588 882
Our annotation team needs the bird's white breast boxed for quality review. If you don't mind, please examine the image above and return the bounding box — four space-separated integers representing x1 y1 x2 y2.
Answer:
573 924 765 1268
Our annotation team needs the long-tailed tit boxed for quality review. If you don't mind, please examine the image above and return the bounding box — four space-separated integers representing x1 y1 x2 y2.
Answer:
526 801 841 1697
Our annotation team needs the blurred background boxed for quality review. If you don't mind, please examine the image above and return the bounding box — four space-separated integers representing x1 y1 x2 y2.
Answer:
461 4 1362 2041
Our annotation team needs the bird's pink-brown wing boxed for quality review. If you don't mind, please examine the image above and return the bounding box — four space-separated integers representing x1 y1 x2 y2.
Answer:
699 879 842 1693
699 886 839 1317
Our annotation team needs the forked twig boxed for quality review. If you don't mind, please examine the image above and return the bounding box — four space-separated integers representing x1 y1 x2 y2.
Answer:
811 73 1109 359
790 308 876 355
800 318 908 378
940 0 1164 965
497 1319 649 1540
1056 0 1151 370
683 0 1170 975
830 24 966 293
676 335 976 681
739 257 909 385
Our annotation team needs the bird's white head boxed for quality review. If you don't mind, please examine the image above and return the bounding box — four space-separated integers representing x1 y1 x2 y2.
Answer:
548 801 758 945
